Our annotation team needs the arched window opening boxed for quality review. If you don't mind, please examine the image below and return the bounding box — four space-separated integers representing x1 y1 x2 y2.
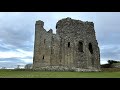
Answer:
68 42 70 47
89 43 93 54
78 41 83 52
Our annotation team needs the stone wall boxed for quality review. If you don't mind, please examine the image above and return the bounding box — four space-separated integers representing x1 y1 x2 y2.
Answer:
111 63 120 68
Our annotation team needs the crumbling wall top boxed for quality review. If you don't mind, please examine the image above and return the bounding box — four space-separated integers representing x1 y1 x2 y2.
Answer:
56 17 94 29
48 29 53 33
85 21 94 27
36 20 44 27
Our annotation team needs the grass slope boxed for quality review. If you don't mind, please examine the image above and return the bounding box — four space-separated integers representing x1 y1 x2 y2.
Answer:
0 69 120 78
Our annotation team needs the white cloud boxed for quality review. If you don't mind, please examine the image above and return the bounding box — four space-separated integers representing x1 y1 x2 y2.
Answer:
0 49 33 59
100 60 108 64
0 61 12 63
100 58 110 64
21 59 32 63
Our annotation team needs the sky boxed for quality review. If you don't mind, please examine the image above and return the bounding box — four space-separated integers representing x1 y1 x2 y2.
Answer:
0 12 120 68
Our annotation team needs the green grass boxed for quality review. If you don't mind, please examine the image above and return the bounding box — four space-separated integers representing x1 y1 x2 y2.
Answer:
0 69 120 78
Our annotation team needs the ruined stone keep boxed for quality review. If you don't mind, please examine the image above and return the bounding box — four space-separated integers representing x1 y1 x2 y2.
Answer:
33 17 100 71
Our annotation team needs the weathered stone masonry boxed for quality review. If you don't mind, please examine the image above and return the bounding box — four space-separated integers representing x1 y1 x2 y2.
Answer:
33 17 100 71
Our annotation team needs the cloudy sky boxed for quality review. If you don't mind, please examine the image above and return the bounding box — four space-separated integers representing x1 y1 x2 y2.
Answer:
0 12 120 68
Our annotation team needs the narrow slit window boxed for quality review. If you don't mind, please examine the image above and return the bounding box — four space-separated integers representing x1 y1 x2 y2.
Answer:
42 55 44 59
78 41 83 52
68 42 70 47
44 39 46 44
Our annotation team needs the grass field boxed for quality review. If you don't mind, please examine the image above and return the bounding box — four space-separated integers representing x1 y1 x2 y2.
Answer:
0 68 120 78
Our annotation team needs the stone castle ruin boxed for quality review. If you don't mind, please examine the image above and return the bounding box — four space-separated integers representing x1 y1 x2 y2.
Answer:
33 17 100 71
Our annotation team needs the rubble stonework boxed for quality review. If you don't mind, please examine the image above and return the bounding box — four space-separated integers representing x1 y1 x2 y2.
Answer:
33 17 100 71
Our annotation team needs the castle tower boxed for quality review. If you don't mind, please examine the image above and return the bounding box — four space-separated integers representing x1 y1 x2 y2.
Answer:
33 20 53 68
33 17 100 71
56 17 100 70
